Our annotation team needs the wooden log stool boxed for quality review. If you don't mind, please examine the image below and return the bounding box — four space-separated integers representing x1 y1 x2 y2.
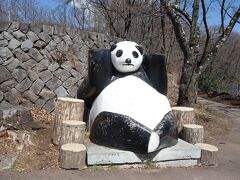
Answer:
60 143 87 169
52 97 84 145
60 120 86 146
172 106 195 133
195 143 218 166
179 124 204 144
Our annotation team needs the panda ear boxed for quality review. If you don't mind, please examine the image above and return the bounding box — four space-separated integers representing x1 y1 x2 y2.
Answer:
110 44 117 52
136 45 143 55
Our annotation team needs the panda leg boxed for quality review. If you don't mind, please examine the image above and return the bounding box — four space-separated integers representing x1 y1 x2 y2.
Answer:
90 111 159 154
153 111 178 150
148 132 160 153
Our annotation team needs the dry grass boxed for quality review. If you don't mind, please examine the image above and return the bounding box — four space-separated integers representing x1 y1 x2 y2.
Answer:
0 108 59 172
194 104 232 146
14 128 59 171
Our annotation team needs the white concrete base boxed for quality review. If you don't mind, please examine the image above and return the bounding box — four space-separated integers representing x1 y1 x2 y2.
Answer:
87 139 201 167
155 159 198 168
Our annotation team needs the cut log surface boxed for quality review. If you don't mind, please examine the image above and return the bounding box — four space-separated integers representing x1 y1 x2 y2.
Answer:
52 97 84 145
195 143 218 166
60 120 86 146
60 143 86 169
172 106 195 133
179 124 204 144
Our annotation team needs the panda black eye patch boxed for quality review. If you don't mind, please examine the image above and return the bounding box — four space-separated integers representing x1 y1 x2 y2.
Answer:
116 50 123 57
132 51 139 58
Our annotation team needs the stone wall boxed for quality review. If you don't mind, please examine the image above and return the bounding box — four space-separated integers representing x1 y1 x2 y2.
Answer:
0 21 119 111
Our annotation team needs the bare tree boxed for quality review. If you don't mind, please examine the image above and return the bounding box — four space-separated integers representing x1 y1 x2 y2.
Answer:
0 0 56 23
160 0 240 106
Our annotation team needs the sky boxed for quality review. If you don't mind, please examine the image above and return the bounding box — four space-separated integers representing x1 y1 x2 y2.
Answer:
37 0 240 33
37 0 60 8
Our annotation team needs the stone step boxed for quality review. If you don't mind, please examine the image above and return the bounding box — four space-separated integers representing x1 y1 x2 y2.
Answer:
87 139 201 167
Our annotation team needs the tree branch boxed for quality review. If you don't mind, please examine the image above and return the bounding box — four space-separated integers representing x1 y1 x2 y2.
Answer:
122 0 135 38
160 0 189 58
169 2 192 25
214 6 240 50
189 0 200 49
201 6 240 67
225 8 240 23
90 0 120 37
220 0 226 33
198 0 211 66
160 5 166 55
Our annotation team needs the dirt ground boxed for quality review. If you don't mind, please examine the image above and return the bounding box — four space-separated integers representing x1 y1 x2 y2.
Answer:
0 109 59 172
194 104 232 146
196 92 240 145
0 95 236 172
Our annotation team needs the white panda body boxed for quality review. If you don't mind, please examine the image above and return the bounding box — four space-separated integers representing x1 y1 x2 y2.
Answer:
89 75 171 130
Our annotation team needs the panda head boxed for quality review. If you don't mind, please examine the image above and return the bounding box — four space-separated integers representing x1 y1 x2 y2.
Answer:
110 41 143 73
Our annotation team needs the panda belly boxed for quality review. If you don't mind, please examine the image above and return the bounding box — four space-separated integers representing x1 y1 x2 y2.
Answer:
89 75 171 130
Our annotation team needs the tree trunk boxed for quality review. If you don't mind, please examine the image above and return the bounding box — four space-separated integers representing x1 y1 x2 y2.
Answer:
52 97 85 145
177 58 198 107
179 124 204 144
60 120 86 146
195 143 218 166
171 106 195 133
160 6 166 56
60 143 86 169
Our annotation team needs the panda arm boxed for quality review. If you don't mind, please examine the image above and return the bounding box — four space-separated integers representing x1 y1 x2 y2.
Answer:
143 54 168 96
77 49 112 105
77 76 96 99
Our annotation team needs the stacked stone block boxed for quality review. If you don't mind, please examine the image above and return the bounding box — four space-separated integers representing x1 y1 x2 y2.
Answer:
0 21 119 111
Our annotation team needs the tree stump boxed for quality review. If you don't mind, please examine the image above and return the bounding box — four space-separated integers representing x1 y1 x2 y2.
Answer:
172 106 195 133
195 143 218 166
179 124 204 144
60 143 86 169
60 120 86 146
52 97 84 145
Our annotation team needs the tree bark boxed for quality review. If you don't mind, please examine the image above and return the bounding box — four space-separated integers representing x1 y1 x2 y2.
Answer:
179 124 204 144
172 106 195 133
52 97 85 145
195 143 218 166
177 60 198 107
160 5 166 55
60 143 86 169
177 0 200 107
60 120 86 146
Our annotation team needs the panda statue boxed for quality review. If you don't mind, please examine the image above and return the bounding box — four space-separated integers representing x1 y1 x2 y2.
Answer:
77 41 177 154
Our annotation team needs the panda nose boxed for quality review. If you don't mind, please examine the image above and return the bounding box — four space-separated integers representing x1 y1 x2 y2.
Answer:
125 58 132 64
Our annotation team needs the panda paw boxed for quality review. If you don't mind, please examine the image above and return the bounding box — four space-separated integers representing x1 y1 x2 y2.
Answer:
148 132 160 153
